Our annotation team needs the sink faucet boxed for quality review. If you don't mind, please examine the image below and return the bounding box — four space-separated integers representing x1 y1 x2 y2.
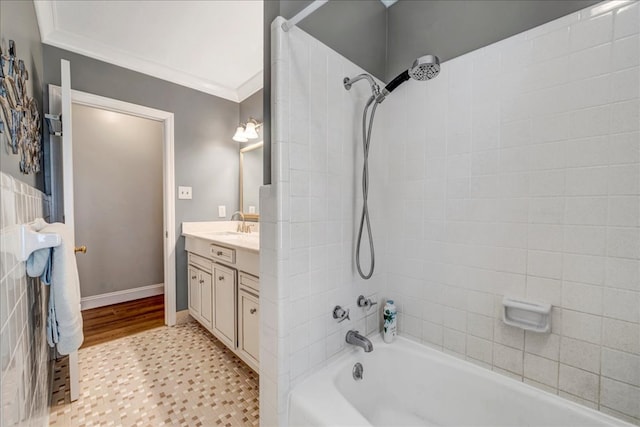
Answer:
230 211 246 233
346 330 373 352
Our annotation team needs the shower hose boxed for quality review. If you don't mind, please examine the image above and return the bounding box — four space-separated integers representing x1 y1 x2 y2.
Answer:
356 95 379 280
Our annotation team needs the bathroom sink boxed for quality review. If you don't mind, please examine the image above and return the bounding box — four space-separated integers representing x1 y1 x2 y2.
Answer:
202 231 242 236
224 233 259 241
200 231 260 242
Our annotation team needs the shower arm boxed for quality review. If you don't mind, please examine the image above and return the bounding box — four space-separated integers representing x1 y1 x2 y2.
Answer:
343 74 381 98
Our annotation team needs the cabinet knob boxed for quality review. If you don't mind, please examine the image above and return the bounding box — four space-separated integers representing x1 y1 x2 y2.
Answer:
218 276 224 281
216 251 223 256
250 308 257 314
191 275 197 280
199 279 204 284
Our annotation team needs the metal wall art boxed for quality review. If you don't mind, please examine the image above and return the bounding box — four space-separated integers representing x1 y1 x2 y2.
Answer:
0 40 42 174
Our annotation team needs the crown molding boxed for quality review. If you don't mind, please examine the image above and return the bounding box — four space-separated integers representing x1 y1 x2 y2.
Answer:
33 1 56 39
33 1 262 103
237 70 264 102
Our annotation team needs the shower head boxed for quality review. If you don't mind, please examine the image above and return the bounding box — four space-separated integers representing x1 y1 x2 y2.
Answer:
376 54 440 103
408 55 440 81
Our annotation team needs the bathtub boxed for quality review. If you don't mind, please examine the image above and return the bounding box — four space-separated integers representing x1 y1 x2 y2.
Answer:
289 334 633 426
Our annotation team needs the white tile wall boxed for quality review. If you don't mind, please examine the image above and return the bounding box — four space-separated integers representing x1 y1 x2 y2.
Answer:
0 172 51 427
265 2 640 426
261 17 387 425
383 2 640 424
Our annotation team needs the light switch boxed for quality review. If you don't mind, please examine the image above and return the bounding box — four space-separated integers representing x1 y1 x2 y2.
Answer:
178 186 192 200
218 205 226 217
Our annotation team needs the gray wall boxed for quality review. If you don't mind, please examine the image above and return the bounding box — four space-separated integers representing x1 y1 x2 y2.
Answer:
386 0 602 79
43 45 240 311
240 89 263 124
263 0 387 184
281 0 388 80
0 0 44 190
72 104 164 298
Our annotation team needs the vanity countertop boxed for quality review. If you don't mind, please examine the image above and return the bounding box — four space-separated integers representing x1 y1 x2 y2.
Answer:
182 221 259 253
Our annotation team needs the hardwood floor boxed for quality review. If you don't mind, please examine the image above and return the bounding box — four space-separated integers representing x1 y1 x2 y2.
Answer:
81 295 165 348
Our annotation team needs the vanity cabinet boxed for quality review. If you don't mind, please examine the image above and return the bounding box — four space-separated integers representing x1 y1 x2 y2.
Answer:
188 255 213 329
184 233 259 372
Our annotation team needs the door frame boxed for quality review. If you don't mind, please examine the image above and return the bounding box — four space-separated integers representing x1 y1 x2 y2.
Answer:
49 85 177 326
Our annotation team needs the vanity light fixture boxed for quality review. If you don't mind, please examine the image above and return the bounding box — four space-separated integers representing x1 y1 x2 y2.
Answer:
232 125 249 142
244 119 259 139
232 118 262 142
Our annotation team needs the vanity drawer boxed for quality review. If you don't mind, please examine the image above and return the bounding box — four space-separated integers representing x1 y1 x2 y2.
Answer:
239 272 259 293
189 253 212 271
210 244 236 264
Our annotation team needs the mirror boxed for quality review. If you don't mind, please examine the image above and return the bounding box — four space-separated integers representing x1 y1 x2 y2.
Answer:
240 141 263 220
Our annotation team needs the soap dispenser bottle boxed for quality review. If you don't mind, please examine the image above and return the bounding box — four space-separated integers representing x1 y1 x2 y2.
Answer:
383 300 397 343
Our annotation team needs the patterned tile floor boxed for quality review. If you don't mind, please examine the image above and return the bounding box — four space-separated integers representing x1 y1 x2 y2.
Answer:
49 321 259 426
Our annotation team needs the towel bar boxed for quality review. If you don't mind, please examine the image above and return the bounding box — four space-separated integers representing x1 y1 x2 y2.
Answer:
3 220 62 262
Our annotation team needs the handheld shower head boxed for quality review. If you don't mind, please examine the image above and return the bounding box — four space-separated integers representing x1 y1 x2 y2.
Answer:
376 54 440 102
408 55 440 81
342 55 440 280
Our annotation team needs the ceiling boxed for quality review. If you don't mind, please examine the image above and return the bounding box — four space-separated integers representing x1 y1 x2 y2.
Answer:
34 1 264 102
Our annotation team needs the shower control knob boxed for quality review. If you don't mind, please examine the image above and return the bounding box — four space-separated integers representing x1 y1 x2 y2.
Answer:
333 305 350 323
357 295 377 309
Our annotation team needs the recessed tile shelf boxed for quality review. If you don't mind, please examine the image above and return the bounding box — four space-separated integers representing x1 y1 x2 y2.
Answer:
502 297 552 333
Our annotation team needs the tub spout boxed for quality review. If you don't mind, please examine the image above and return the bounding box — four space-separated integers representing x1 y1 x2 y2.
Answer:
346 330 373 352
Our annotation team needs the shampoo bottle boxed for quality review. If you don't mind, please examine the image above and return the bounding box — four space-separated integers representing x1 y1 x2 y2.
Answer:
383 300 397 343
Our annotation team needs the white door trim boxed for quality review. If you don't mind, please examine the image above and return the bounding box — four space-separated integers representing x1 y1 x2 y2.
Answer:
49 85 177 326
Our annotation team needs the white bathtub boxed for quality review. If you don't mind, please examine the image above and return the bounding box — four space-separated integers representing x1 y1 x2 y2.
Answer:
289 335 633 427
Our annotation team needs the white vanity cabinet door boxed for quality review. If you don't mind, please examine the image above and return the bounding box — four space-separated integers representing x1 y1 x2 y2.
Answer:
188 265 213 330
213 264 236 348
188 266 201 319
238 288 259 367
199 270 213 329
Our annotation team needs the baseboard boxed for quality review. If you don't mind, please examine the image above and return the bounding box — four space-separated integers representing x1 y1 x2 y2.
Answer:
175 309 192 325
81 283 164 311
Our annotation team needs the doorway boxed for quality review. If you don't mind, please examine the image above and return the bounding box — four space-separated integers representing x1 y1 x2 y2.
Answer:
73 103 164 310
48 85 177 326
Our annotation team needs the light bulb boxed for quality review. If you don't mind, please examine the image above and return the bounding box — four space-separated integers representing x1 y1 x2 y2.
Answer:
232 125 248 142
244 121 259 139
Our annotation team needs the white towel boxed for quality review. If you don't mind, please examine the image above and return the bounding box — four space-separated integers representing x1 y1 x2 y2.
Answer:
27 220 83 355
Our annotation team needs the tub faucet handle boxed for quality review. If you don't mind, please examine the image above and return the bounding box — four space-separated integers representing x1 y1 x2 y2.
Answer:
333 305 350 323
357 295 377 309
